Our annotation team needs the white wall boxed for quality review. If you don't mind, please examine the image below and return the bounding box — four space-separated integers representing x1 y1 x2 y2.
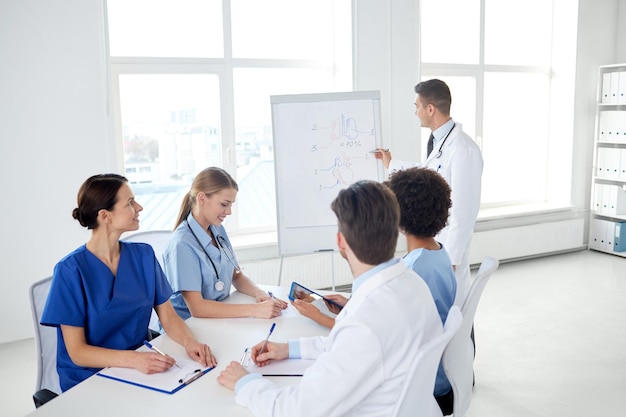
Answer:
0 0 115 343
616 0 626 63
0 0 623 344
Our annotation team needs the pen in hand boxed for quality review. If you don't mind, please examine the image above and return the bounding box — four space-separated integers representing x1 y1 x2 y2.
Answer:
143 340 182 369
256 323 276 365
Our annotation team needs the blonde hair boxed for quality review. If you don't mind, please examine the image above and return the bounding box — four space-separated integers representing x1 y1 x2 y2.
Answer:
174 167 238 229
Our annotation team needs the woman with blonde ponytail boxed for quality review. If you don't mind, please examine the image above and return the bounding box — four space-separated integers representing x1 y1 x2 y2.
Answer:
163 167 287 319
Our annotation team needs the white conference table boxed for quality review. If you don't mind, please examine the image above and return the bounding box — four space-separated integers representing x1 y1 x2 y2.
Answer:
25 285 341 417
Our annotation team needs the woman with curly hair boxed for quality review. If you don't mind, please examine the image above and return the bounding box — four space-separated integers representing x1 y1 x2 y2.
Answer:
386 166 456 416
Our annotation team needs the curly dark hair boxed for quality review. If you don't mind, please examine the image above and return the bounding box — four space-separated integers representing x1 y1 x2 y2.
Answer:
385 167 451 238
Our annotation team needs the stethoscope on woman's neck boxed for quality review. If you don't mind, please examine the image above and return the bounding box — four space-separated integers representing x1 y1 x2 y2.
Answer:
186 220 241 292
434 122 456 159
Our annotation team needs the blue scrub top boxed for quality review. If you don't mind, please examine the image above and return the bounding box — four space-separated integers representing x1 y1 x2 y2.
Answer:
162 214 236 320
41 242 172 392
402 243 456 397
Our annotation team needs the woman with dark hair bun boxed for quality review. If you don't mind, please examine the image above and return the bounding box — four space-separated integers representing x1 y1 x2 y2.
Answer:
41 174 217 392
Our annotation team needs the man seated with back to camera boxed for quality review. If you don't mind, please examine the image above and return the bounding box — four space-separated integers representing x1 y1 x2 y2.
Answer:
217 180 443 417
292 167 457 415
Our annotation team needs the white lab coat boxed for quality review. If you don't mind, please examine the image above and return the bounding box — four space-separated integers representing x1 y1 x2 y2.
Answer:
389 122 483 306
235 261 443 417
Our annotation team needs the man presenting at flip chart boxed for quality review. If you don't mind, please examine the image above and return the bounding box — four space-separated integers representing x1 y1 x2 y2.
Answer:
217 180 442 416
374 79 483 307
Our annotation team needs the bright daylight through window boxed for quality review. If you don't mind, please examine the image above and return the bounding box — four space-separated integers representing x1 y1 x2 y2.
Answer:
107 0 352 233
420 0 578 211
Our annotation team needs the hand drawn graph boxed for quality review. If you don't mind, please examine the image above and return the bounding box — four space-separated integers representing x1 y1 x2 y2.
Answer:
272 92 383 235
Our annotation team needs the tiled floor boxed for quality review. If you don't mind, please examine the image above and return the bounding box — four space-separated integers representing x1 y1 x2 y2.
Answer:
2 249 625 417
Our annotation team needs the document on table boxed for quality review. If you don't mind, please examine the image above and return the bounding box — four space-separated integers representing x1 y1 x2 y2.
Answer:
97 356 213 394
242 350 315 376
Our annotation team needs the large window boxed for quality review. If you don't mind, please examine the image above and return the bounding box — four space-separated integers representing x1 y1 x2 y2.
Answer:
420 0 578 210
107 0 352 233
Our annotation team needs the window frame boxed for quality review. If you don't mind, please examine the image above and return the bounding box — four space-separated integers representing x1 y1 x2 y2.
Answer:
419 0 577 214
106 0 350 236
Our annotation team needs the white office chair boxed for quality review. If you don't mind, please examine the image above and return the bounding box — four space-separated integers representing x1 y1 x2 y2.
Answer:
123 230 173 335
392 306 463 417
29 276 60 407
442 256 499 417
122 230 172 268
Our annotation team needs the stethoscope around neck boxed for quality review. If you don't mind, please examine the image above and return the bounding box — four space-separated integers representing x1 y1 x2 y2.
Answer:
186 222 241 292
434 122 456 159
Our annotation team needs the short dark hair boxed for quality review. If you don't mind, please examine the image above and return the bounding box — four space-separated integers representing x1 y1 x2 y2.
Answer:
330 180 399 264
385 167 451 238
414 79 451 115
72 174 128 229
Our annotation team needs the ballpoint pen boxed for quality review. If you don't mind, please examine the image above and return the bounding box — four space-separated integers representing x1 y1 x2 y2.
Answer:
143 340 182 369
258 323 276 358
268 291 276 300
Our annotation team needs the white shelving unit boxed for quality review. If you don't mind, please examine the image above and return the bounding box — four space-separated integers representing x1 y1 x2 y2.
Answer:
589 64 626 256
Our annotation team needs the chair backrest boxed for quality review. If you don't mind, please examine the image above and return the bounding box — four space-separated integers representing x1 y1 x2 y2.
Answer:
442 256 499 417
122 230 173 333
122 230 173 268
29 276 61 395
392 306 463 417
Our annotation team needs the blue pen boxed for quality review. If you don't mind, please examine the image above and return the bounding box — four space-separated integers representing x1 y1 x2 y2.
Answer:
268 291 276 300
437 164 442 172
258 323 276 357
143 340 181 369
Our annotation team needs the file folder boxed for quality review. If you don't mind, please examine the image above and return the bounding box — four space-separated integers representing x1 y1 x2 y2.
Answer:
620 149 626 181
614 221 626 252
604 219 614 251
605 148 621 179
596 147 607 178
606 111 619 143
598 111 607 142
620 72 626 104
602 72 611 103
610 72 620 103
589 218 605 250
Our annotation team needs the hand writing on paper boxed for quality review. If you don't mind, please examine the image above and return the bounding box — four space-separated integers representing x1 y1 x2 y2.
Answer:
134 351 177 374
255 291 287 306
251 341 289 367
249 300 283 319
217 361 249 391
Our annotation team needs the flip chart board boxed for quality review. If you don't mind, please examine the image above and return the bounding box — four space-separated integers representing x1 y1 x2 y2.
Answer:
271 91 384 256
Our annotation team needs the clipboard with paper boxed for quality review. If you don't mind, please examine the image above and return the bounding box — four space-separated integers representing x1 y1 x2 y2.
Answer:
97 356 213 394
